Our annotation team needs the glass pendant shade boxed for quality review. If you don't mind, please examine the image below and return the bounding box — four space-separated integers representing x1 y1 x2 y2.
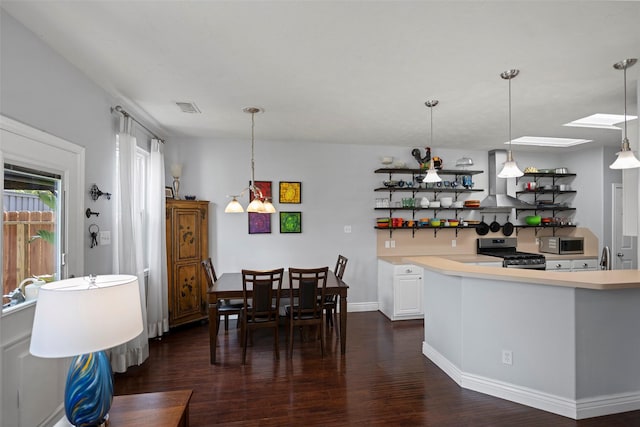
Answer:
610 147 640 169
422 163 442 183
262 199 276 213
224 197 244 213
247 198 265 213
498 150 524 178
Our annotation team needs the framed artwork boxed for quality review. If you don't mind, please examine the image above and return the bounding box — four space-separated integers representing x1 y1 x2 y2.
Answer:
165 186 174 198
251 180 272 201
280 211 302 233
248 212 271 234
279 181 301 204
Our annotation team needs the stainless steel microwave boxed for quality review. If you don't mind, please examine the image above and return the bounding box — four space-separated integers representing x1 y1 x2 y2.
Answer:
539 236 584 255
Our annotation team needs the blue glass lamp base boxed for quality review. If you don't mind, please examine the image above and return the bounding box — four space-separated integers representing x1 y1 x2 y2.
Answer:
64 351 113 427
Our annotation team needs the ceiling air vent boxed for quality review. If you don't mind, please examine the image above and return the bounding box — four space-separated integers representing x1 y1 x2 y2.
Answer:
175 102 201 114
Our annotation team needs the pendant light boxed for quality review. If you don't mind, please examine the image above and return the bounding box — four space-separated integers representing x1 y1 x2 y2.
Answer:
422 100 442 183
224 107 276 213
610 58 640 169
497 69 524 178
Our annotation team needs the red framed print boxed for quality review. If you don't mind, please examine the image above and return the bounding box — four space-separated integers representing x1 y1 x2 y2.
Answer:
251 180 272 201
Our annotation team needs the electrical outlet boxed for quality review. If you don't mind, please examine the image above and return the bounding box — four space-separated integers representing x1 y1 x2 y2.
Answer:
502 349 513 365
452 239 457 248
390 240 396 248
344 225 352 233
385 240 390 248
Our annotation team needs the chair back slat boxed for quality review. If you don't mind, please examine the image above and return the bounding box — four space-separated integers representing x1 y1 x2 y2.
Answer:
334 255 348 280
201 257 218 286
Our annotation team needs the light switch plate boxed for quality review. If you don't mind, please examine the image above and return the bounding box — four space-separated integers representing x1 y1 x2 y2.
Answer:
98 231 111 246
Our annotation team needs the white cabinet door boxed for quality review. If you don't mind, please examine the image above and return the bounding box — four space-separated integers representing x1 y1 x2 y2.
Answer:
546 260 572 272
394 274 423 318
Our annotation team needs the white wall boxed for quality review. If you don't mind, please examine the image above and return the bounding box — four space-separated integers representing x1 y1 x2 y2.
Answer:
166 138 490 305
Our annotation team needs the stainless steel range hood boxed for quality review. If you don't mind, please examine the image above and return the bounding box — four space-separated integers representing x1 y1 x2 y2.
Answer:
480 150 532 209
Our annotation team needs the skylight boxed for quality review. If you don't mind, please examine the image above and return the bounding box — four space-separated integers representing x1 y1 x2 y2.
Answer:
507 136 592 148
563 113 637 130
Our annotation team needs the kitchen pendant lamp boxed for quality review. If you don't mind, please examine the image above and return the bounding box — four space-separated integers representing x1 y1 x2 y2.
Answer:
610 58 640 169
497 69 524 178
224 107 276 213
422 100 442 184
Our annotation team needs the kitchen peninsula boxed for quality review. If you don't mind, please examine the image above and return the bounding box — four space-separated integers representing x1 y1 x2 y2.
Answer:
405 255 640 420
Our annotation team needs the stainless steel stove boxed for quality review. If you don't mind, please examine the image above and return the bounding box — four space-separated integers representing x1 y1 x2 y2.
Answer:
477 238 546 270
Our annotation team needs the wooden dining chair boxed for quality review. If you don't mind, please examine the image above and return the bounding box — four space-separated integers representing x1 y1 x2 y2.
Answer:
324 255 348 334
241 268 284 364
201 258 244 333
286 266 329 358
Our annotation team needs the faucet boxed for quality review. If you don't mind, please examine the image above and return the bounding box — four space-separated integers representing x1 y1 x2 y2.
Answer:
3 288 26 306
600 246 612 270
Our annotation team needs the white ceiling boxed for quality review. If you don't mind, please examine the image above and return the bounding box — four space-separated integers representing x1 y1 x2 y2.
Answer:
3 1 640 152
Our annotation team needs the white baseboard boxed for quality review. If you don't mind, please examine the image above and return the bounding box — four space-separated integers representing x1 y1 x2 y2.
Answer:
346 302 378 312
422 341 640 420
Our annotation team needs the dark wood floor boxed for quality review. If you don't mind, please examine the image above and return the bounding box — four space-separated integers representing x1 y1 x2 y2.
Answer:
114 312 640 426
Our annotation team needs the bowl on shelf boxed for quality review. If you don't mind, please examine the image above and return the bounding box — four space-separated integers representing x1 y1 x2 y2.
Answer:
430 201 441 208
429 219 441 227
440 197 453 208
525 215 542 226
448 219 459 227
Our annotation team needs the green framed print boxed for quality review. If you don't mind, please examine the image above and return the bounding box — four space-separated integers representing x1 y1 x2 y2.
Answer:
280 211 302 233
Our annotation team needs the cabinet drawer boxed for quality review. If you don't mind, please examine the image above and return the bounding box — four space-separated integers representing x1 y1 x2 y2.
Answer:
571 258 599 271
394 264 421 275
546 260 572 271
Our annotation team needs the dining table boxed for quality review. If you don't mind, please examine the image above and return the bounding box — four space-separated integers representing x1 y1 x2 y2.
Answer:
207 270 349 364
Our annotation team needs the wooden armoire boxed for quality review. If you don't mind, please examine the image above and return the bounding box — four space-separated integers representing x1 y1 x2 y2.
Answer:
165 199 209 327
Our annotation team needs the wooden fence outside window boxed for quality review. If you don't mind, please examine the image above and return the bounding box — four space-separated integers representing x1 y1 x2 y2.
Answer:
2 211 55 298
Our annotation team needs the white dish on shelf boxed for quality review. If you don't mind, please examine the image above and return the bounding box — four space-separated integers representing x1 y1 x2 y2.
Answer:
430 201 441 208
380 156 393 165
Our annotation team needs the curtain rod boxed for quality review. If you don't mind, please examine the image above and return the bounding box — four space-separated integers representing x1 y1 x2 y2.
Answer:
111 105 165 143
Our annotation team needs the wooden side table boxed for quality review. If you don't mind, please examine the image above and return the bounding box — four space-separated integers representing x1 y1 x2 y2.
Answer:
108 390 193 427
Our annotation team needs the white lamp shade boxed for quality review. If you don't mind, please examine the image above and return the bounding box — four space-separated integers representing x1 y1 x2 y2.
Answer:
224 197 244 213
247 198 265 213
610 150 640 169
30 275 143 358
497 160 524 178
262 199 276 213
170 164 183 178
422 167 442 183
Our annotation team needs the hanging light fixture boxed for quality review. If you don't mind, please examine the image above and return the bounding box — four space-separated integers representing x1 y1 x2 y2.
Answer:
224 107 276 213
497 69 524 178
610 58 640 169
422 100 442 183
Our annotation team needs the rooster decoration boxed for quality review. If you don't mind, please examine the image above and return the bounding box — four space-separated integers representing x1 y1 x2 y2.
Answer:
411 147 442 170
411 147 431 169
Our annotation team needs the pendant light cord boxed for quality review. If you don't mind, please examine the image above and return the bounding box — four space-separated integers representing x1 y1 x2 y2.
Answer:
508 76 512 150
623 65 628 142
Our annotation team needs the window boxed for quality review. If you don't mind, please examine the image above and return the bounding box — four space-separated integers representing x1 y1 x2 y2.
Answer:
2 165 62 305
135 146 150 272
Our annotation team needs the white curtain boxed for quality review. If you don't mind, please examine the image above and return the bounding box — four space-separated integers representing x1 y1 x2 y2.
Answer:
110 115 149 373
147 139 169 338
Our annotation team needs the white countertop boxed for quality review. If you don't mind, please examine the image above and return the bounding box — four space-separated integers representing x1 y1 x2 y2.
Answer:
403 255 640 290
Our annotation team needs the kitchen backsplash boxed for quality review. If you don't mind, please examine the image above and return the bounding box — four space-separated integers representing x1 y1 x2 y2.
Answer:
376 226 598 257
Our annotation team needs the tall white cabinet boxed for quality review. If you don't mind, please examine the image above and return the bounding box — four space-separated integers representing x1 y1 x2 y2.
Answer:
378 260 424 321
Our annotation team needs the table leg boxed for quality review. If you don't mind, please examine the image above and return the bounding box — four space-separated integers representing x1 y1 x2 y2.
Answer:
208 300 219 364
339 292 347 354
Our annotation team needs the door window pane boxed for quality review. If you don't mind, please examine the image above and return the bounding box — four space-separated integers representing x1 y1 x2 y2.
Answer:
3 164 61 307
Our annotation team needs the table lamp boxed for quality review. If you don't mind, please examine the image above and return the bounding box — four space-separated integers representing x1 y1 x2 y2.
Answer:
30 275 143 427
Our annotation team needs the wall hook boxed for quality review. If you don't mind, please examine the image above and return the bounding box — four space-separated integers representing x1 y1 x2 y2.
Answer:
90 184 111 201
85 208 100 218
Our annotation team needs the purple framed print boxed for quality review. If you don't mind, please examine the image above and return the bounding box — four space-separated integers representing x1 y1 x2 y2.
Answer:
248 212 271 234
